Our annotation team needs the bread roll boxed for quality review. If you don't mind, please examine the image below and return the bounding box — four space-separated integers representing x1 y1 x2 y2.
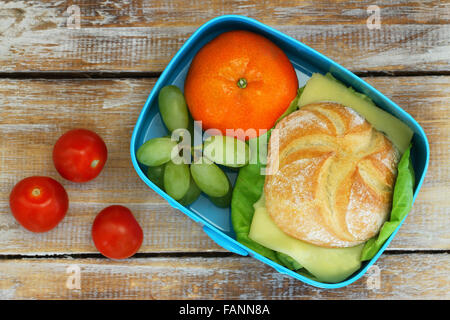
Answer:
264 102 399 248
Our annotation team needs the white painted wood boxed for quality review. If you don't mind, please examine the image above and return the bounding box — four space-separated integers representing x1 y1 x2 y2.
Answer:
0 77 448 254
0 1 448 72
0 254 448 299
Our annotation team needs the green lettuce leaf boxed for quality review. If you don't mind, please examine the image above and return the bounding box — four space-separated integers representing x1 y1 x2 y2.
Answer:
276 252 303 270
275 86 305 125
231 90 304 267
361 145 415 261
231 133 304 270
231 161 281 264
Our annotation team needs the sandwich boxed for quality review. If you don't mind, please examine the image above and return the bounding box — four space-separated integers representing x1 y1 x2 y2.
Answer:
232 73 415 283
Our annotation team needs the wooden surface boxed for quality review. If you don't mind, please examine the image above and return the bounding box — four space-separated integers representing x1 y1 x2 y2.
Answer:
1 254 449 299
1 0 449 73
0 0 449 300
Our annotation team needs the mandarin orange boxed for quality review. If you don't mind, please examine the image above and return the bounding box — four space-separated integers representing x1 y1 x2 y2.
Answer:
184 30 298 139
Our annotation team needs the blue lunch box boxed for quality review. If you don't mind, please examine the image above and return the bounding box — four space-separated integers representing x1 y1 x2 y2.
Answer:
130 15 430 289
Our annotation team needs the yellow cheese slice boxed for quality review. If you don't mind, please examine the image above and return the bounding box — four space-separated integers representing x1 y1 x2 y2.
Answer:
249 196 363 283
298 73 413 153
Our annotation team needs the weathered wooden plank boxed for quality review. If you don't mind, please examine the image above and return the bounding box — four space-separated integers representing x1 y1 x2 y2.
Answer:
0 202 221 255
0 254 448 299
0 0 449 72
0 77 448 254
30 0 450 26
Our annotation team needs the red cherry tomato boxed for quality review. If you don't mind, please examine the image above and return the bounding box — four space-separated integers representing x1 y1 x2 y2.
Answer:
92 205 143 259
53 129 107 182
9 176 69 233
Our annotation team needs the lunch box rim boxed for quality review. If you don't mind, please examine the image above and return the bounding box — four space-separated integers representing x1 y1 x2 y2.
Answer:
130 15 430 289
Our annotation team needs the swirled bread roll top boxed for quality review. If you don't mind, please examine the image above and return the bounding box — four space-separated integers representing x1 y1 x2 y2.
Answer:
264 102 399 248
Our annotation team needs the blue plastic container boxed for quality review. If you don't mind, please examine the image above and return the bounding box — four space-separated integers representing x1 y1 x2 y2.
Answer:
130 15 429 289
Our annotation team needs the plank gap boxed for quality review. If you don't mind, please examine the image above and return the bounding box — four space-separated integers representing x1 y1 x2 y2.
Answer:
0 250 448 261
0 70 449 80
0 252 236 260
0 71 162 80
